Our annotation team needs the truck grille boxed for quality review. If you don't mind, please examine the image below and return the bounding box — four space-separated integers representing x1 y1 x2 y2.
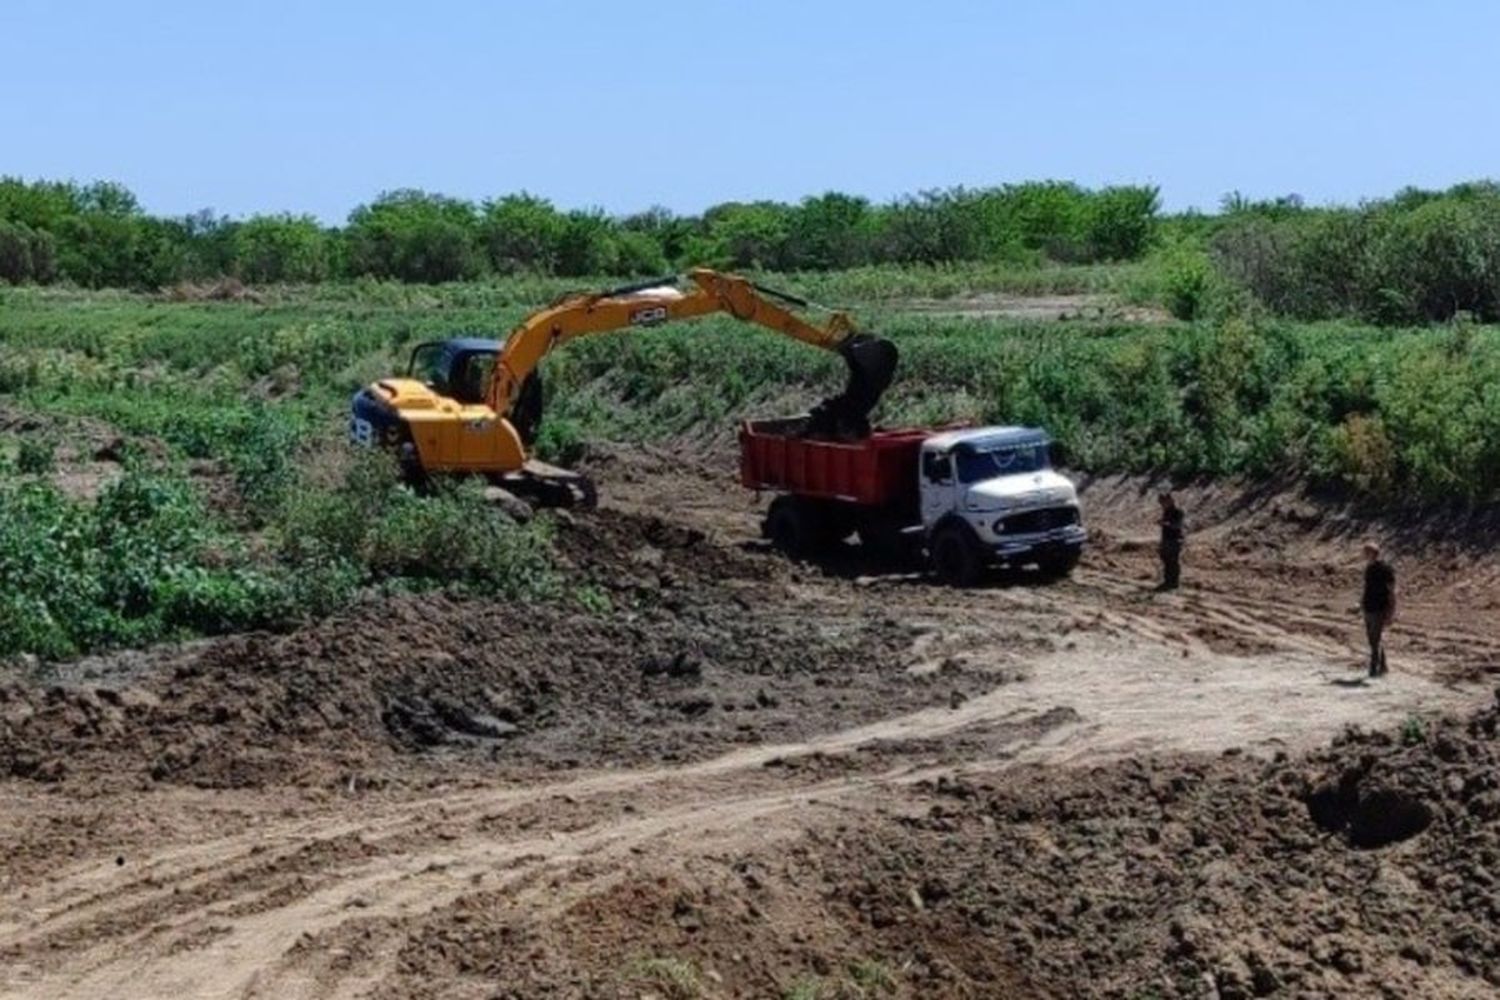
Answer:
999 507 1079 534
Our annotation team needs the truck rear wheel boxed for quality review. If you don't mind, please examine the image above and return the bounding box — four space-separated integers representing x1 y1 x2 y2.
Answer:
818 505 856 549
765 496 816 558
856 511 914 564
931 524 983 587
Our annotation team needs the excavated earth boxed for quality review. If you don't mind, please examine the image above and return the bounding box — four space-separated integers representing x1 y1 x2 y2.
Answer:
3 445 1500 999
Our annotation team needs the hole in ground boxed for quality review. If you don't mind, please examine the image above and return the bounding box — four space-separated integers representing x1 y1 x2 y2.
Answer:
1305 778 1432 849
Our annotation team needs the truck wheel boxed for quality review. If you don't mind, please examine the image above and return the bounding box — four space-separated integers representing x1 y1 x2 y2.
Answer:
818 505 856 549
931 524 983 587
857 512 913 565
1036 545 1082 580
765 496 815 557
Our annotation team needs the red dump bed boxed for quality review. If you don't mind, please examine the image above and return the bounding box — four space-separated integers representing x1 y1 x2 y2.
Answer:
739 418 928 507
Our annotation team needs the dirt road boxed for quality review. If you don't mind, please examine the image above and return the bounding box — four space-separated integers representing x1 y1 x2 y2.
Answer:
3 449 1497 998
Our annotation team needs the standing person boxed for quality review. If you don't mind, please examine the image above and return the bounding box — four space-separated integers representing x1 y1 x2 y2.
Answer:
1361 542 1396 677
1157 491 1185 591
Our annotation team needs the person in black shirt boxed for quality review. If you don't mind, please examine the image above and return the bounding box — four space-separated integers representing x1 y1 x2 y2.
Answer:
1361 542 1396 677
1157 491 1185 591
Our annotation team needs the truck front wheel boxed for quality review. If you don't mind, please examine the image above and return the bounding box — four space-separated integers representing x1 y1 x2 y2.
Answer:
1036 544 1083 579
931 524 983 587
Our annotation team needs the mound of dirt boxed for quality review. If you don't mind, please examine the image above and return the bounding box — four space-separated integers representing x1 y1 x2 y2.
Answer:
790 689 1500 998
0 511 928 789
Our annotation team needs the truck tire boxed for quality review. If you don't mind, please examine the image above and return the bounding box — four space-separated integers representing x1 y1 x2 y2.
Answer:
818 504 856 549
765 496 816 558
856 511 914 565
1036 544 1082 579
930 523 983 587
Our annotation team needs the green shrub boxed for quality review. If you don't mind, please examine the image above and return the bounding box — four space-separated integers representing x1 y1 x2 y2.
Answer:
1087 186 1161 261
0 470 265 656
362 480 557 597
233 214 331 284
1158 244 1215 320
1322 413 1397 495
344 189 484 283
276 452 558 599
0 220 55 284
156 566 294 633
14 438 55 474
534 416 587 465
480 193 567 274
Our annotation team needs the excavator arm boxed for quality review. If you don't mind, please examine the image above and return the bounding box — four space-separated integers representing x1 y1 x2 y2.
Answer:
486 268 898 442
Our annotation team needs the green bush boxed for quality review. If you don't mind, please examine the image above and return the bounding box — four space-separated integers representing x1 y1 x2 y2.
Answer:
0 445 559 657
1160 244 1215 320
344 190 484 283
233 214 331 284
0 470 275 656
480 193 566 274
361 481 541 591
275 451 558 599
0 220 56 284
14 438 55 474
534 416 587 466
155 566 295 633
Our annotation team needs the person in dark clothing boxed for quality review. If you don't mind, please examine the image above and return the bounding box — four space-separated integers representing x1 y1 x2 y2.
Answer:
1157 491 1185 591
1361 542 1396 677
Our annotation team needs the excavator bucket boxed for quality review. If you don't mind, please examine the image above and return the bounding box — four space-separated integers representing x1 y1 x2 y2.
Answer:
803 333 900 441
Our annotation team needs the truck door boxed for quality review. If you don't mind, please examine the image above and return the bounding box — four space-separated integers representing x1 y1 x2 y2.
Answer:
919 450 956 528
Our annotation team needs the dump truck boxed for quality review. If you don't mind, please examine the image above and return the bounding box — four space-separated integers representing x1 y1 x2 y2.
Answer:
741 418 1086 585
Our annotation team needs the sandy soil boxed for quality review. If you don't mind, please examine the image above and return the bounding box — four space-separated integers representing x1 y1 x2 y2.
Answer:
2 446 1498 999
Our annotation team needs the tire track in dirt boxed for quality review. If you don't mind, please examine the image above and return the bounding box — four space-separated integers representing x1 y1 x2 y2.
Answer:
0 706 1067 1000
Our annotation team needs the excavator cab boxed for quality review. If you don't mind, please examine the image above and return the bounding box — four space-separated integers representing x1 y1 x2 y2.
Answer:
407 338 500 405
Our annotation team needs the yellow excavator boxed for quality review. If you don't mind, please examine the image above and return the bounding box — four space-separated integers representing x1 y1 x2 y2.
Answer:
349 268 898 505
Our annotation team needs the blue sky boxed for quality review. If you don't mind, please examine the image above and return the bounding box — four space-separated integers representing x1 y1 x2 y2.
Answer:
3 1 1496 222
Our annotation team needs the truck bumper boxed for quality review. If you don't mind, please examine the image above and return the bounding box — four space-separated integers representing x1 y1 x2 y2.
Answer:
988 525 1087 560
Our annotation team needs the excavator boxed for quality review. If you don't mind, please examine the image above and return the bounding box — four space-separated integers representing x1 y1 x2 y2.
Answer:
349 268 898 506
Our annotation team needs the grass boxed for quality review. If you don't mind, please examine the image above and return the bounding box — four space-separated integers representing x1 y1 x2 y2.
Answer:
625 956 705 999
2 266 1499 656
1401 714 1428 745
783 959 900 999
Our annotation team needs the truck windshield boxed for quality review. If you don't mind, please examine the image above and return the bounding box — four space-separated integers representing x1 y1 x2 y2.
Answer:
956 444 1049 483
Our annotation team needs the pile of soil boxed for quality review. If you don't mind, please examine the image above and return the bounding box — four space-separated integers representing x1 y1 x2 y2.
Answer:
798 689 1500 998
0 512 929 789
365 693 1500 999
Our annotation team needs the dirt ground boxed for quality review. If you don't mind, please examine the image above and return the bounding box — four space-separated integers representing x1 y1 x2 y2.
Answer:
3 445 1499 999
886 292 1170 324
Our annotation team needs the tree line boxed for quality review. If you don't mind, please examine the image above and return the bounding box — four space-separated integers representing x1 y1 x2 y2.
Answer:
0 178 1160 288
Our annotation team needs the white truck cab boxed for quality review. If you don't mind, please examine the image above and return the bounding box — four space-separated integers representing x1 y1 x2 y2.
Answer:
917 426 1087 584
